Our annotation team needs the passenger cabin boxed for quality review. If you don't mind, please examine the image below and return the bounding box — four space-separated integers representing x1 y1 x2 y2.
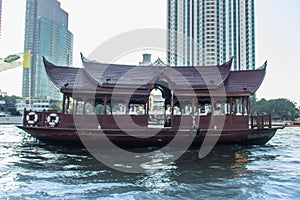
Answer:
23 56 271 131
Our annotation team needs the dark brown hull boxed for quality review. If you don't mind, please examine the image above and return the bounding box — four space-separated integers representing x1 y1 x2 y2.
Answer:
17 125 281 148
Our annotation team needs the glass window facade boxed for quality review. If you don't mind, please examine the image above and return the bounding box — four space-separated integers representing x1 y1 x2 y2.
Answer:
167 0 255 70
22 0 73 100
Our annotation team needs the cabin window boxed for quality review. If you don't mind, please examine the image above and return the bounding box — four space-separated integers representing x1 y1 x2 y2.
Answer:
112 102 126 115
85 102 95 115
181 103 192 116
173 105 181 116
129 104 145 115
213 103 223 116
198 104 210 116
95 104 105 115
76 102 84 115
94 98 105 115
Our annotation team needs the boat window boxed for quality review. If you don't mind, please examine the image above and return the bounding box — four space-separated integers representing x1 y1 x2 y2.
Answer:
76 102 84 114
173 105 181 116
182 102 192 116
112 102 126 115
214 103 226 116
95 104 104 115
85 102 95 115
200 104 205 115
129 104 145 115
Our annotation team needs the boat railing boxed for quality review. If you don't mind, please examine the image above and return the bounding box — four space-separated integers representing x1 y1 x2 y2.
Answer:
22 109 149 129
23 109 63 127
250 114 272 129
172 115 249 130
23 109 272 130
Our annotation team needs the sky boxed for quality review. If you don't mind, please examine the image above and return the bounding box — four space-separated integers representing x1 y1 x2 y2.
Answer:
0 0 299 105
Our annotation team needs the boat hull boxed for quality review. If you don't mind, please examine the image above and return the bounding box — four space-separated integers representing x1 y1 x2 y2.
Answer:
17 125 281 148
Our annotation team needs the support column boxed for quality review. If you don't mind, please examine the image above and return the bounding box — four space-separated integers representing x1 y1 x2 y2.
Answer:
242 97 245 116
125 97 129 115
66 96 70 114
146 98 150 115
72 98 75 114
164 101 167 124
247 97 250 116
74 100 78 115
233 98 237 115
171 91 174 118
104 96 107 115
230 97 233 114
229 97 234 125
62 94 66 114
192 98 195 116
211 98 215 115
82 95 86 114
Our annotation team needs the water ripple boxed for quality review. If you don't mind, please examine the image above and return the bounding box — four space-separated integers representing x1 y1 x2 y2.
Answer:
0 125 299 199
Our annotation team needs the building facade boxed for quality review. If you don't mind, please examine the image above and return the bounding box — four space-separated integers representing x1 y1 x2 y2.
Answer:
22 0 73 100
167 0 255 70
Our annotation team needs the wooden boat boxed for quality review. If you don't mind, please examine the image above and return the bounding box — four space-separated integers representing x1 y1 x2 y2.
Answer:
18 56 283 147
285 121 300 127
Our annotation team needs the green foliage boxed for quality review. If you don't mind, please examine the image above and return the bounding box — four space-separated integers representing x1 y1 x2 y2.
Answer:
251 98 299 121
0 95 22 116
50 101 62 112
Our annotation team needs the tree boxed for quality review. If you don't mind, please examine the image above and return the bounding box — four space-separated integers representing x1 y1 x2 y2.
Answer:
0 95 22 116
251 98 299 121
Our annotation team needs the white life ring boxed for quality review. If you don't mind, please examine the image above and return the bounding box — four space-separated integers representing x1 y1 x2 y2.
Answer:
47 113 60 127
26 112 39 125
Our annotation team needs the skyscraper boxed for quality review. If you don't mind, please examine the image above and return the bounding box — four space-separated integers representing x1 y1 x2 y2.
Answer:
22 0 73 100
167 0 255 70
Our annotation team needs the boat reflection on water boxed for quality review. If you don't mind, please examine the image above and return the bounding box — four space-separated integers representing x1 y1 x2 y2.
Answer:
133 145 254 194
19 132 258 172
175 146 252 178
231 151 250 175
2 125 299 199
20 135 256 178
18 132 254 173
4 125 295 199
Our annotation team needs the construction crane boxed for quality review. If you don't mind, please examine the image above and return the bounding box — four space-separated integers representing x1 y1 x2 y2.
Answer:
0 53 23 73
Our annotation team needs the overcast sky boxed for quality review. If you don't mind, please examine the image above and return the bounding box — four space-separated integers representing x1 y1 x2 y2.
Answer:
0 0 299 105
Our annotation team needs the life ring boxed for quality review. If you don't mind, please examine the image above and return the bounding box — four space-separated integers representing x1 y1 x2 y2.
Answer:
26 112 39 125
47 113 60 127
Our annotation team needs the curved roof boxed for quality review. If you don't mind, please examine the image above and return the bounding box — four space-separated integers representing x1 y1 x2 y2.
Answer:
43 58 96 91
223 67 266 95
82 57 232 89
43 57 266 96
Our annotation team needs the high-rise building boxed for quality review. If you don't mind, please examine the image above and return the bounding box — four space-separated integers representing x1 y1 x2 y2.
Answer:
167 0 255 70
22 0 73 100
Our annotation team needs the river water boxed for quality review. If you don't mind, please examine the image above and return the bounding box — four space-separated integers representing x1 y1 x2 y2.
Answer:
0 125 299 199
